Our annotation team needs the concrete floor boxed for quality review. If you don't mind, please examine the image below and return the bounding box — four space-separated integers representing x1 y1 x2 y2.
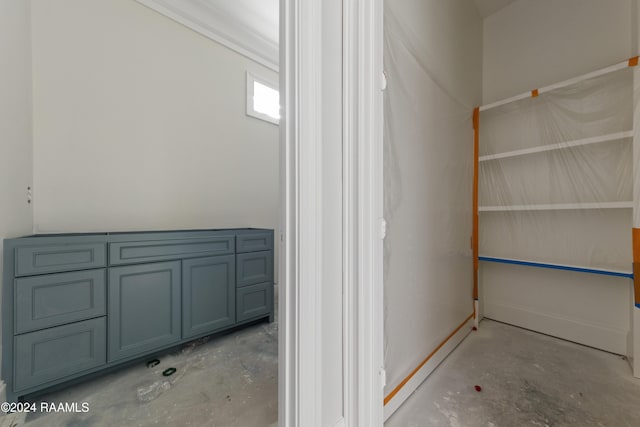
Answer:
5 313 640 426
386 319 640 427
1 313 278 427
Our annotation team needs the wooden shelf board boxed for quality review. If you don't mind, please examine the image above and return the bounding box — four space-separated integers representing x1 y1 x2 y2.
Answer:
479 202 634 212
479 131 633 162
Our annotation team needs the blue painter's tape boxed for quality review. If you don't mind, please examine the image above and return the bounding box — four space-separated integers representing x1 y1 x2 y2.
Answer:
478 256 634 279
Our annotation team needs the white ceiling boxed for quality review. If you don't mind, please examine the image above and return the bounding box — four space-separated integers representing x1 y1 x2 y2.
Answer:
136 0 279 70
138 0 509 70
200 0 278 45
473 0 517 18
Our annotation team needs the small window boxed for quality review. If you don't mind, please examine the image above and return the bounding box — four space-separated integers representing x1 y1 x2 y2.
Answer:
246 72 280 125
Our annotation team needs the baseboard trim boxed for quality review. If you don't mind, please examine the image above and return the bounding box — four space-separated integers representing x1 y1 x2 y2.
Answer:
383 314 474 420
632 306 640 378
485 301 628 355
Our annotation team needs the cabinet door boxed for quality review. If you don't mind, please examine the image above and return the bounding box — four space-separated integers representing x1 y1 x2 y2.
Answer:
182 255 235 339
108 261 181 362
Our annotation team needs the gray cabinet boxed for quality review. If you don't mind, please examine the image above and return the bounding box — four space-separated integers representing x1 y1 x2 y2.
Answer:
108 261 181 362
109 236 234 265
237 251 274 287
236 233 274 253
182 255 235 339
15 317 106 392
15 269 106 334
237 282 273 322
2 228 273 402
15 242 106 276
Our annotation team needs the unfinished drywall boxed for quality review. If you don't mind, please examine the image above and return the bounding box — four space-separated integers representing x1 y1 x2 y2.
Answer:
383 0 482 417
0 0 34 397
480 0 636 355
483 0 634 104
31 0 279 279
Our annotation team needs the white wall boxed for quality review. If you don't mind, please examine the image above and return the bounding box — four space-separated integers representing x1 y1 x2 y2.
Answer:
0 1 33 236
383 0 482 414
483 0 635 104
0 0 34 396
31 0 279 272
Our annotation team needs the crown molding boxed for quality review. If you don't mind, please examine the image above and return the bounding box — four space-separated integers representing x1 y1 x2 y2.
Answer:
136 0 279 72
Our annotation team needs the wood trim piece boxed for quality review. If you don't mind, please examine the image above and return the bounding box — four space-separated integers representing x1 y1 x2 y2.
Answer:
473 107 479 300
634 228 640 304
281 0 388 424
342 0 385 424
635 278 640 307
383 313 474 406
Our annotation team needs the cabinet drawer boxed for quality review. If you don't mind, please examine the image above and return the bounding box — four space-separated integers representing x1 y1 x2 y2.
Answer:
236 251 273 287
236 282 273 322
14 317 106 392
15 243 106 276
236 232 274 253
15 269 106 334
109 237 234 265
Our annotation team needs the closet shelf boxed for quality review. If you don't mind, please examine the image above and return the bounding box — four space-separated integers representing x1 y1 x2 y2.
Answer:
479 131 633 162
479 59 631 112
478 256 633 279
479 202 634 212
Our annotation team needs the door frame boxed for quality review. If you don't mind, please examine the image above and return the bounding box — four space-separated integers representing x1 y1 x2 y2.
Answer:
278 0 384 425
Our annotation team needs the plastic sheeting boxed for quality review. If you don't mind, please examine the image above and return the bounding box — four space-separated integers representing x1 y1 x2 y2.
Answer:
383 0 480 406
479 67 634 272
